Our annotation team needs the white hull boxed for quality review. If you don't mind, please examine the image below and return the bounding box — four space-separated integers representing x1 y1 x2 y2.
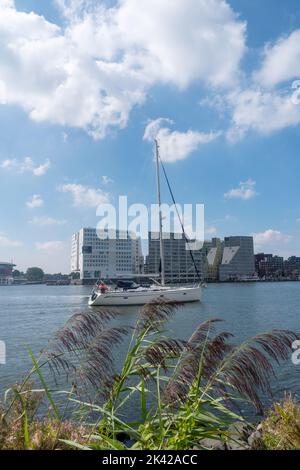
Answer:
89 285 201 306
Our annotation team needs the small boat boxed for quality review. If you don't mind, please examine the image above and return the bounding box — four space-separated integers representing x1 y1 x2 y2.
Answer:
88 140 202 306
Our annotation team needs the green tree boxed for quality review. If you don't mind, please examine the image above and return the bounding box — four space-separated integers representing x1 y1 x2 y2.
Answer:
26 267 44 282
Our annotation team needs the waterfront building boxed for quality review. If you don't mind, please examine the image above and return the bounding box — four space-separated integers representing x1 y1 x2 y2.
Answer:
256 254 284 278
219 236 255 281
202 238 223 282
284 256 300 278
71 228 143 282
145 232 204 284
254 253 271 276
0 262 15 285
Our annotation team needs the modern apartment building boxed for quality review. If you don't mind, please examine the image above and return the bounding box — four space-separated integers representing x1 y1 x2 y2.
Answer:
145 232 204 284
202 238 223 282
0 262 15 285
219 236 255 281
71 228 143 282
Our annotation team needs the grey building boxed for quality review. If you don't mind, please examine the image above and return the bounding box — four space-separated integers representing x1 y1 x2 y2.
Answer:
219 236 255 281
0 262 15 285
145 232 204 284
71 228 143 282
202 238 223 282
284 256 300 277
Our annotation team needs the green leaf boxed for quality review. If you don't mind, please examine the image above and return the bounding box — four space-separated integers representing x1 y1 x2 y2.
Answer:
59 439 92 450
28 347 61 420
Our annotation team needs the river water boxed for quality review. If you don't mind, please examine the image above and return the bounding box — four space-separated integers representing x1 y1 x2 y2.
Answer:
0 282 299 418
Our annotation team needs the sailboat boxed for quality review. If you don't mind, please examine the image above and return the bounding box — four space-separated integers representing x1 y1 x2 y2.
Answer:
88 141 202 306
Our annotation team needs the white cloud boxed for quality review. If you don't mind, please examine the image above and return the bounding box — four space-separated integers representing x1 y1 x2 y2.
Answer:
58 183 110 207
143 118 173 140
0 233 22 247
26 194 44 209
222 28 300 140
254 30 300 88
201 28 300 141
29 216 67 226
101 175 113 185
226 88 300 141
144 118 220 163
253 229 292 246
0 0 246 138
0 159 16 169
33 159 51 176
54 0 97 19
0 0 14 9
0 157 50 176
224 179 258 200
36 241 64 251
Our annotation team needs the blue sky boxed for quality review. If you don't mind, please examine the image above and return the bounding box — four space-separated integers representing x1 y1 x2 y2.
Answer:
0 0 300 273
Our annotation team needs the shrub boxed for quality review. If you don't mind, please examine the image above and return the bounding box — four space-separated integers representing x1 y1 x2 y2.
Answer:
0 383 91 450
261 396 300 450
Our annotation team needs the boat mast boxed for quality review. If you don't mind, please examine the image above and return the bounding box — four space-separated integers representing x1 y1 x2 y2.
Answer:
155 139 165 286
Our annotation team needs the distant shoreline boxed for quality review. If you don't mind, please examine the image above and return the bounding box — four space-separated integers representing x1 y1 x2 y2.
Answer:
2 279 300 287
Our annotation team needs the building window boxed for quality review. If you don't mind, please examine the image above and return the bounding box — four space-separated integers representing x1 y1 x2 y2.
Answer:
82 246 92 254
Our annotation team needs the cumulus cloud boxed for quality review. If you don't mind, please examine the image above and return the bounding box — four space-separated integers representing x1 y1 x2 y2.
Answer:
226 88 300 141
222 28 300 140
224 179 258 200
36 241 64 251
0 159 16 169
58 183 110 207
144 118 220 162
0 0 14 8
254 30 300 87
198 26 300 141
55 0 97 20
253 229 292 246
33 159 51 176
29 216 67 226
0 232 22 247
26 194 44 209
0 0 246 139
0 157 50 176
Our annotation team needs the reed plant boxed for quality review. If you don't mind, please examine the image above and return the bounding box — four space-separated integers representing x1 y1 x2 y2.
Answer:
0 301 298 450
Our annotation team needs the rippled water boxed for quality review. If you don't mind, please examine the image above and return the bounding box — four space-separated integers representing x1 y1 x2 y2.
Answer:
0 282 299 418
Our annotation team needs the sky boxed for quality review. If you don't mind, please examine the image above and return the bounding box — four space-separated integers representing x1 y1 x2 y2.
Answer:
0 0 300 273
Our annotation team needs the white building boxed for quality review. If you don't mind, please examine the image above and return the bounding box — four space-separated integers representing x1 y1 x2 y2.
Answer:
71 228 143 282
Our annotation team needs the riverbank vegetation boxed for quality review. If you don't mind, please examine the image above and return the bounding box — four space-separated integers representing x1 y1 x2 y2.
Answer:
260 396 300 449
0 301 299 450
